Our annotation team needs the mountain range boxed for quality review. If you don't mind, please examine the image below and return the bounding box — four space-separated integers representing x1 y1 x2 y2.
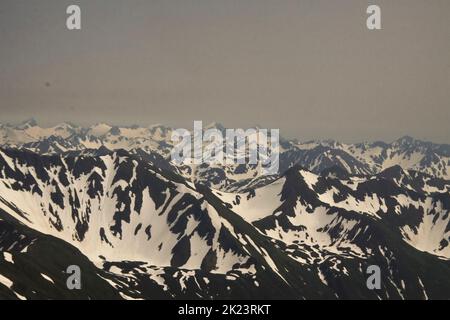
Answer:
0 120 449 299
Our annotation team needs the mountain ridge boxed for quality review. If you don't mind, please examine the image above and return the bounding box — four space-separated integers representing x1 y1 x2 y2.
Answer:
0 120 448 190
0 120 450 299
0 147 449 299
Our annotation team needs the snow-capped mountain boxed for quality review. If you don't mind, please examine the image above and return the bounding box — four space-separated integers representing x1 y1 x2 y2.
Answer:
0 120 449 190
0 146 450 299
281 136 449 180
0 120 449 299
217 165 450 259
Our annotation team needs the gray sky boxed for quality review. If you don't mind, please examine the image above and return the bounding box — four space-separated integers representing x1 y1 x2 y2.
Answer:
0 0 449 143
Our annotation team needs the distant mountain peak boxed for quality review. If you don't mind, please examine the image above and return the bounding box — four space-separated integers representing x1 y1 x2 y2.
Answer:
55 121 77 129
91 122 112 128
16 118 38 129
204 121 226 132
395 135 416 145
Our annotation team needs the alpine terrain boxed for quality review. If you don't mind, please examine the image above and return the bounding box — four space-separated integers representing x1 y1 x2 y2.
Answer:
0 120 449 300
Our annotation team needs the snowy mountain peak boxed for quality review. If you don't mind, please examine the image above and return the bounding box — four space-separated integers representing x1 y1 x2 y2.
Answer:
394 135 418 147
16 118 38 130
204 121 226 131
54 122 78 130
1 134 450 299
87 123 113 137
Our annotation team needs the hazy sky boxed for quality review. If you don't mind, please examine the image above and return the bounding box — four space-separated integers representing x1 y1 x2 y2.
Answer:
0 0 449 143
